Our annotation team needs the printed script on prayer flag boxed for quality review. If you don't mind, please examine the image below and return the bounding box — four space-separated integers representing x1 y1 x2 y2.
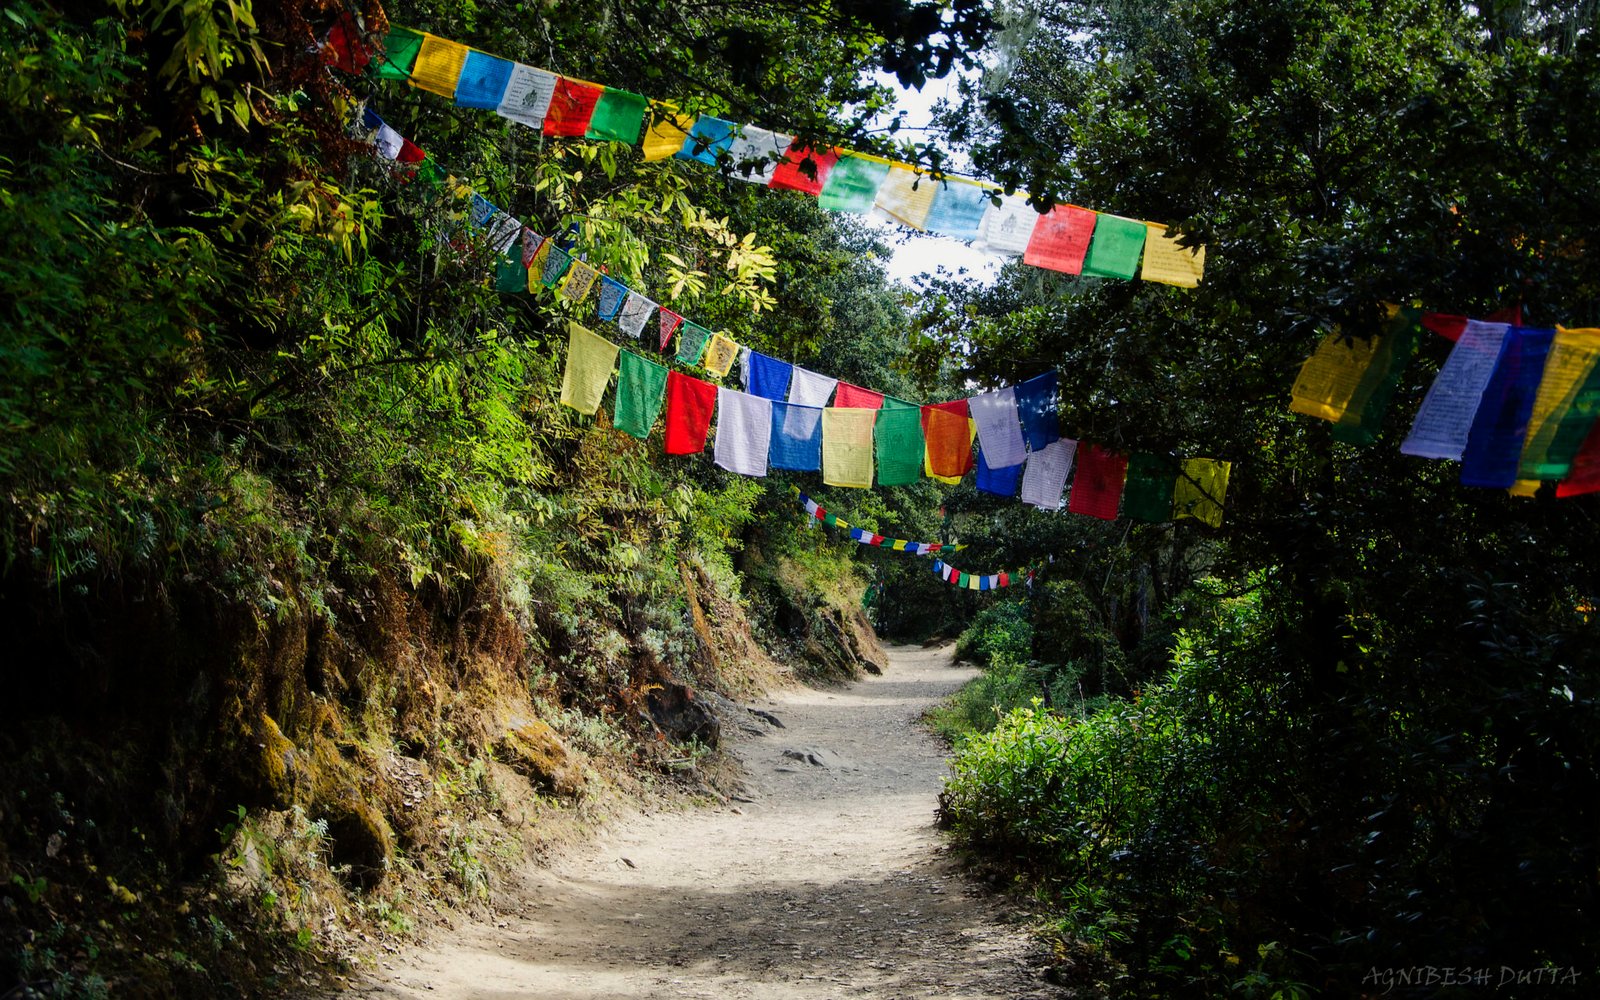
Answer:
559 322 620 415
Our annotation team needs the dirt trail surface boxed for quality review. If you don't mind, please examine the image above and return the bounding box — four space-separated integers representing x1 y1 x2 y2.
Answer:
343 644 1067 999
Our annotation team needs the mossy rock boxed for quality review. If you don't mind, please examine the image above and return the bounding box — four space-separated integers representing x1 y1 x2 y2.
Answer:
497 720 586 799
245 712 298 809
322 794 391 890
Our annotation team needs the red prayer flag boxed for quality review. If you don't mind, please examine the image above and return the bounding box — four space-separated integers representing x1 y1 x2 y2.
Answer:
664 371 717 455
545 78 603 137
396 138 426 163
999 572 1009 588
769 146 841 195
833 382 884 409
1557 420 1600 498
659 308 684 351
323 14 372 73
921 400 973 479
870 534 884 546
1022 205 1098 275
1067 444 1129 520
1425 306 1524 343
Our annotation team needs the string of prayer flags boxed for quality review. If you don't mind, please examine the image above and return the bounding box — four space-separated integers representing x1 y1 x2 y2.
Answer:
559 322 620 415
788 367 838 408
744 351 794 401
770 146 840 196
713 388 773 476
1014 371 1061 451
1141 224 1207 288
1521 326 1600 479
497 65 558 128
1068 444 1128 520
875 405 926 487
1401 321 1512 460
561 260 600 303
616 291 656 338
1460 325 1555 489
1121 453 1178 523
770 402 824 471
665 370 717 454
614 351 669 439
1081 214 1147 279
821 407 876 488
1173 458 1230 527
834 382 885 409
922 401 975 483
456 50 513 108
1023 204 1098 275
970 387 1028 469
597 276 628 321
930 560 1017 591
818 154 892 214
975 445 1022 497
1020 438 1077 510
658 308 686 351
410 35 470 97
703 333 740 379
796 492 964 552
676 321 712 366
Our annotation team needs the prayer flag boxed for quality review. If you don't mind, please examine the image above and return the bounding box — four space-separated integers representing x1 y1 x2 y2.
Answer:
1020 439 1077 510
455 51 513 109
497 64 558 128
614 351 668 439
818 154 891 214
703 333 740 378
559 322 620 415
822 407 876 488
617 291 656 338
922 401 974 482
875 405 925 486
770 146 840 195
374 123 405 160
397 138 426 164
664 370 717 454
1173 458 1230 527
1081 214 1146 279
1014 371 1060 451
1461 326 1556 488
410 35 470 97
1556 420 1600 497
541 245 573 288
725 126 793 183
641 103 694 160
659 308 684 351
560 260 600 303
522 229 546 267
834 382 885 409
376 27 423 80
969 387 1028 469
545 78 603 137
745 351 793 401
922 182 992 241
1521 326 1600 479
788 367 838 407
973 194 1038 256
975 445 1021 497
873 166 937 230
1122 453 1177 523
1141 223 1206 287
677 322 712 366
1068 444 1128 520
1330 305 1423 445
494 251 526 293
713 388 773 476
597 276 628 321
324 15 373 73
678 117 737 165
770 401 823 471
1401 321 1512 460
1023 204 1097 275
1290 330 1387 422
587 88 648 143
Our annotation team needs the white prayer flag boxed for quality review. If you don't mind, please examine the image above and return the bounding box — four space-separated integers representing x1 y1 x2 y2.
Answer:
787 366 839 408
713 388 773 476
1401 320 1512 460
1020 439 1078 509
969 386 1028 469
616 291 656 339
497 64 559 129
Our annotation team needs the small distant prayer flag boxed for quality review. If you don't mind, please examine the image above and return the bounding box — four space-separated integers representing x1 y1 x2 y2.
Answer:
494 251 527 293
873 166 937 230
545 78 603 137
1067 444 1128 520
1121 453 1177 523
770 401 823 471
614 351 668 439
1081 214 1147 279
1173 458 1230 527
376 27 423 80
874 404 925 487
770 146 841 195
409 35 470 98
617 292 656 338
455 51 513 109
587 88 648 143
541 245 573 288
559 322 620 415
641 103 695 161
597 276 628 321
1140 223 1206 287
560 260 600 303
677 322 712 366
497 64 558 128
1023 204 1097 275
822 407 876 488
818 154 891 214
923 182 992 242
703 333 740 378
664 370 718 454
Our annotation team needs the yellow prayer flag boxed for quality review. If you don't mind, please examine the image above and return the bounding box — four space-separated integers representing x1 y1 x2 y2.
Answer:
1509 480 1542 498
410 35 471 98
641 102 694 161
892 539 908 551
1289 328 1382 422
873 165 937 230
822 407 876 489
1173 458 1230 527
559 321 621 415
703 333 739 378
1521 325 1600 472
1141 223 1206 288
561 261 600 303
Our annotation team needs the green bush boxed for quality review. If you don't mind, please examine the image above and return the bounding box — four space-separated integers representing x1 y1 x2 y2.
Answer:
953 599 1033 667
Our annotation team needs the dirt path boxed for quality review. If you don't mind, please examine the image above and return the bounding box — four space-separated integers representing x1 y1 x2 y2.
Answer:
346 644 1067 999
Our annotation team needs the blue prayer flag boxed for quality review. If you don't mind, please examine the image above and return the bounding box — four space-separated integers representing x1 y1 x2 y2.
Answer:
597 276 628 321
1015 371 1060 451
923 183 991 241
976 444 1022 497
456 51 514 109
1462 326 1557 488
769 401 823 471
677 117 737 165
747 351 794 401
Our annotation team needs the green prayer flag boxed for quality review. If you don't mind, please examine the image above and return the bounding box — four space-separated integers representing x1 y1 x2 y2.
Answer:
818 154 891 213
614 350 668 438
823 512 839 526
586 89 648 143
494 251 527 293
376 27 424 80
1081 214 1147 279
414 159 445 192
1122 453 1177 523
881 395 920 410
1330 306 1423 446
874 405 925 486
676 322 712 366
